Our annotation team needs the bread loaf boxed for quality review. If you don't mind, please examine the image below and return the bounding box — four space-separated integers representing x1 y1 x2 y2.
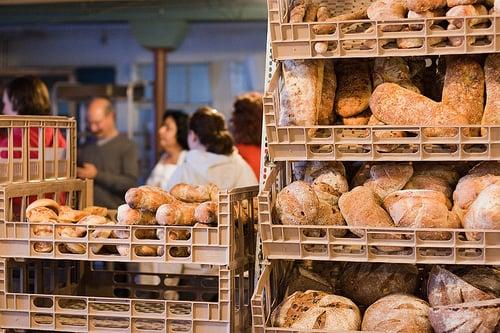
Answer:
58 206 89 223
194 201 218 224
289 0 306 23
293 161 346 183
115 204 157 239
351 162 376 188
334 60 372 118
459 266 500 298
362 294 432 332
442 56 485 125
447 0 483 7
312 8 368 34
367 0 407 32
276 181 319 225
370 83 469 137
469 161 500 177
272 290 361 330
341 109 371 125
372 57 420 93
338 186 396 237
318 60 336 125
404 175 453 200
427 266 495 307
170 183 218 203
313 7 331 54
384 190 460 240
83 206 108 217
63 215 110 254
482 54 500 135
407 0 447 11
280 60 323 127
340 263 419 306
462 182 500 240
408 9 445 30
287 264 336 294
27 206 58 223
363 163 414 200
304 0 319 22
156 202 197 226
125 186 176 212
26 198 60 216
429 299 500 333
314 201 346 237
412 162 460 185
311 170 349 205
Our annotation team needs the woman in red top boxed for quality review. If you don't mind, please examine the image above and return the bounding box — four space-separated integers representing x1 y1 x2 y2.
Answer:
230 91 263 180
1 75 66 159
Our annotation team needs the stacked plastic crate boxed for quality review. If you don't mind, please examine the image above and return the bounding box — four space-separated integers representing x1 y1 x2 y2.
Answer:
252 1 500 332
0 116 258 332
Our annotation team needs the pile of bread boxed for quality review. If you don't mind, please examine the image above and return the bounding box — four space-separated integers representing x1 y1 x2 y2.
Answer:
26 183 221 256
287 0 499 51
276 160 499 242
271 261 500 332
279 54 499 140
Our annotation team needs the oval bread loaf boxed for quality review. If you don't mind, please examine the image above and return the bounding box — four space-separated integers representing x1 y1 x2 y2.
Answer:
276 181 319 225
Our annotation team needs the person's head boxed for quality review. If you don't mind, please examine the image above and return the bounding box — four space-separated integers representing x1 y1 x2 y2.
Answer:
2 76 51 116
158 110 189 152
188 106 234 155
86 97 117 139
230 91 263 146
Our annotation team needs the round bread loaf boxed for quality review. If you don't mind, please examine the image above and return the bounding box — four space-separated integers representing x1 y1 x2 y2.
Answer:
276 181 319 225
362 294 432 332
340 262 419 306
272 290 361 330
462 182 500 240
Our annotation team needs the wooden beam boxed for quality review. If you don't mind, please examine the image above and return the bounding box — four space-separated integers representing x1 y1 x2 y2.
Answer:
153 48 167 161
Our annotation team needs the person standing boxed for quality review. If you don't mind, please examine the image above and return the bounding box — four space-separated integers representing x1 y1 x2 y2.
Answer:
77 97 138 208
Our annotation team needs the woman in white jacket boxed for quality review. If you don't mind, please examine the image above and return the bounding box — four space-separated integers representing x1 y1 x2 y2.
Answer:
165 106 258 191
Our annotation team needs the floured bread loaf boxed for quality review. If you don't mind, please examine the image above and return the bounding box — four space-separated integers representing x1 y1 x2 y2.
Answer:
462 182 500 240
363 163 414 200
334 60 372 118
482 54 500 135
362 294 432 332
272 290 361 330
276 181 319 225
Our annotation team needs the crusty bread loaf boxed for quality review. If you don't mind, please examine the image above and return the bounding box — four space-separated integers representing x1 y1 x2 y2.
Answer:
372 57 420 93
293 161 346 183
194 201 218 224
427 266 495 307
272 290 361 330
340 263 419 306
429 299 500 333
338 186 396 237
304 0 319 22
125 186 177 212
384 190 460 240
287 264 336 294
408 9 445 30
370 83 469 137
362 294 432 332
114 204 157 239
276 181 319 225
462 182 500 240
27 206 59 223
280 60 323 127
312 8 368 34
314 201 346 237
404 175 453 201
318 59 336 125
364 163 414 200
482 54 500 135
459 266 500 298
311 170 349 205
407 0 447 11
341 109 371 125
58 206 89 223
412 162 460 185
442 56 485 126
351 162 376 188
367 0 407 32
83 206 108 217
26 198 60 216
170 183 218 203
156 202 197 226
289 0 306 23
334 60 372 118
469 161 500 177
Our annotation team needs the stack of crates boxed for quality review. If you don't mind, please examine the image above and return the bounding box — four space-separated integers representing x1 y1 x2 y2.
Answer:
0 115 258 332
252 1 500 332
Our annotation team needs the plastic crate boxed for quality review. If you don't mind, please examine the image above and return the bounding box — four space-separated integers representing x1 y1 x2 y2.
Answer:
258 162 500 265
268 0 500 60
252 261 500 333
0 258 253 333
0 179 259 267
264 65 500 162
0 116 76 184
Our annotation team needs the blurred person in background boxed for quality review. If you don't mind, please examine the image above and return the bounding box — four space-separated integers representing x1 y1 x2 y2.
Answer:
230 91 263 179
165 106 257 191
77 97 138 208
146 110 189 187
0 75 66 158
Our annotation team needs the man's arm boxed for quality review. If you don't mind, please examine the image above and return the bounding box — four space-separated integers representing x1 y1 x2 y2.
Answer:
94 140 139 192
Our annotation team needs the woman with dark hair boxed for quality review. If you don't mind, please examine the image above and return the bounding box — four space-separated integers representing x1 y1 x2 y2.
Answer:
0 75 65 159
146 110 189 188
165 106 257 190
230 91 263 179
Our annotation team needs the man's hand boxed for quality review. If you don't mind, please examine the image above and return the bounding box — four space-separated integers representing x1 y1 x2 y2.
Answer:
77 163 98 179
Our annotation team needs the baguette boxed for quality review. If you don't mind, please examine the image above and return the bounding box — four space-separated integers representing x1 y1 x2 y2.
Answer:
125 186 177 212
312 8 368 34
482 54 500 135
334 60 372 118
194 201 218 224
156 202 197 226
313 6 331 54
318 60 336 125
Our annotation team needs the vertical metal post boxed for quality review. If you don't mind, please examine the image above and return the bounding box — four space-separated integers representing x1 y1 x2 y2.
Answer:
153 48 168 161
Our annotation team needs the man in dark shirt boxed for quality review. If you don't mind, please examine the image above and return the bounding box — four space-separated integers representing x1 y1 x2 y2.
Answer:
77 97 138 208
